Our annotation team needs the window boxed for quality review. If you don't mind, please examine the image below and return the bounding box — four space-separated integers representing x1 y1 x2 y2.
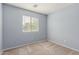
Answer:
23 15 39 32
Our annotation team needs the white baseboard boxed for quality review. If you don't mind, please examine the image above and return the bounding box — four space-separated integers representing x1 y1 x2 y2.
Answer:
48 39 79 52
3 39 47 51
3 38 79 53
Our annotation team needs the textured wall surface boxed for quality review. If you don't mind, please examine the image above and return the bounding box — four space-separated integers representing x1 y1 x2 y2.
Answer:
3 4 47 49
47 4 79 51
0 3 2 50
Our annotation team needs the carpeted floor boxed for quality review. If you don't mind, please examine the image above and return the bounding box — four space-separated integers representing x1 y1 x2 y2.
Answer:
3 41 79 55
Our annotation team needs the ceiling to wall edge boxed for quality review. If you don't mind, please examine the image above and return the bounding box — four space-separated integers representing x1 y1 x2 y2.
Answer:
2 3 73 16
3 3 47 16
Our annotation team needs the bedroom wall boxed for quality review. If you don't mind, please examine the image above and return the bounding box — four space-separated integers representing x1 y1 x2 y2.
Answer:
3 4 47 49
0 3 2 50
47 4 79 51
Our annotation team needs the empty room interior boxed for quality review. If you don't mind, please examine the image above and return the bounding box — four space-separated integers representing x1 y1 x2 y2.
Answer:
0 3 79 55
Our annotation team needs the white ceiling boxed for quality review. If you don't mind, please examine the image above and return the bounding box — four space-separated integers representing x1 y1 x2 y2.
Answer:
8 3 72 15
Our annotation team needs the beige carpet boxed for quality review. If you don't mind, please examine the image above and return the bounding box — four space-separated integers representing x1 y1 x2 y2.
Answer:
3 41 79 55
0 51 2 55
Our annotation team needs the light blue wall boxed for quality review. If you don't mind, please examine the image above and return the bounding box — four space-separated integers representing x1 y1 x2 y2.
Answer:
3 4 47 49
48 4 79 51
0 3 2 50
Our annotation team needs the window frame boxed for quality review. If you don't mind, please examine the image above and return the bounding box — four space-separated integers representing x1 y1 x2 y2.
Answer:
22 15 39 32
